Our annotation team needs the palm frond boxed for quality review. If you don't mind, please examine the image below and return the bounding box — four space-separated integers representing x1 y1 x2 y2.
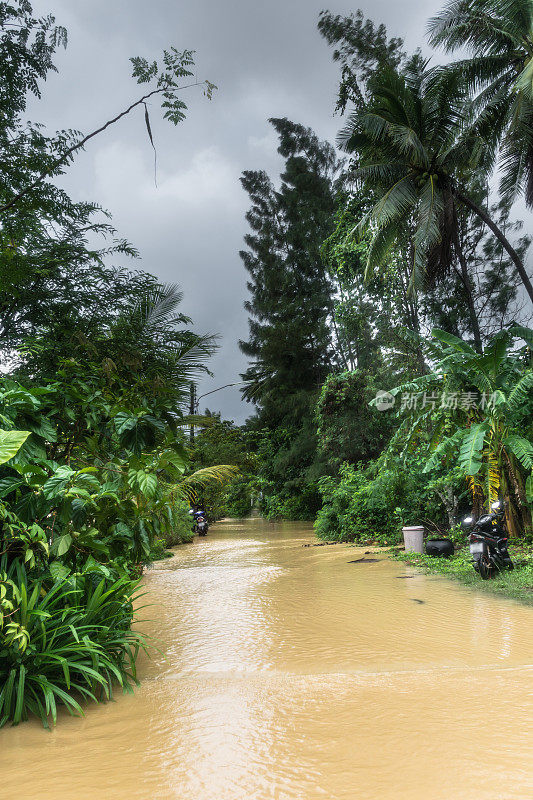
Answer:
427 0 524 54
365 222 404 275
178 465 239 502
138 283 185 333
368 174 418 227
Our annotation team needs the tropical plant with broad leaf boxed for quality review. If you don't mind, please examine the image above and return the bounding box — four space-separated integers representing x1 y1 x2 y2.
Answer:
0 277 238 725
378 325 533 535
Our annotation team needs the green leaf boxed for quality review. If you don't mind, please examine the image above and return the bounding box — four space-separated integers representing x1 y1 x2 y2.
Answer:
52 534 73 557
504 435 533 470
14 666 26 724
507 372 533 410
431 329 477 355
423 429 464 472
0 430 30 465
458 423 488 476
114 412 139 436
0 476 24 497
507 325 533 349
49 562 71 581
158 449 187 473
42 466 76 499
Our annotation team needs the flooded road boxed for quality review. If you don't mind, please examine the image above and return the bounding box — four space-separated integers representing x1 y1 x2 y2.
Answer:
1 519 533 800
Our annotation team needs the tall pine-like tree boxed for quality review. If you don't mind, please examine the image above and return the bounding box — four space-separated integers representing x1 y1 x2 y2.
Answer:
239 118 340 517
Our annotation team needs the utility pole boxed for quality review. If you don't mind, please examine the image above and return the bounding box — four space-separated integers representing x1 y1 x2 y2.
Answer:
189 382 196 444
189 381 246 444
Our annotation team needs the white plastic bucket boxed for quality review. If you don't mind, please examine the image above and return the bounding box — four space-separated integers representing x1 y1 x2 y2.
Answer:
402 525 425 553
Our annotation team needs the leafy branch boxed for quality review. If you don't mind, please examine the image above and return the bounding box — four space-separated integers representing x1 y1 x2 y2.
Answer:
0 47 217 214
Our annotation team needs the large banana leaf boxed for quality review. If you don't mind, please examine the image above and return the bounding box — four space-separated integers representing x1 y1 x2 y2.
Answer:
431 328 477 355
507 325 533 349
423 429 464 472
458 423 488 475
504 435 533 470
507 372 533 410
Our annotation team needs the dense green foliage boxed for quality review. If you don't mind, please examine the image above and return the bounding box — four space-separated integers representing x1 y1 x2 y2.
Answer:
2 0 533 726
0 1 232 727
315 460 447 544
0 290 237 727
240 3 532 544
239 118 341 518
0 571 142 727
312 5 533 544
189 413 257 519
316 370 393 472
384 327 533 536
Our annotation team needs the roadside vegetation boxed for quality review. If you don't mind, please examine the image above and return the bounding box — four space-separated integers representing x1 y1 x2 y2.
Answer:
0 1 232 727
237 2 532 564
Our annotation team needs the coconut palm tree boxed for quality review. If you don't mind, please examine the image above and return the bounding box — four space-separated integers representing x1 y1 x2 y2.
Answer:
339 55 533 316
428 0 533 208
107 282 219 407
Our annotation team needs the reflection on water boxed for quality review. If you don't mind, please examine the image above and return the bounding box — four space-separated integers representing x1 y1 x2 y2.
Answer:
1 519 532 800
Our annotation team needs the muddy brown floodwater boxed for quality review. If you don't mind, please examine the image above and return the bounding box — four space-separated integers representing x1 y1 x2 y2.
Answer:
1 519 533 800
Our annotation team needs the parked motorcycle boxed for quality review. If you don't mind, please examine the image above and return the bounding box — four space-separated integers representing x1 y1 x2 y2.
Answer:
462 500 514 579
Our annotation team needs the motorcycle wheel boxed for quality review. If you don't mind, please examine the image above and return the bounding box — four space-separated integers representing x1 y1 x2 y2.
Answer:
478 554 496 580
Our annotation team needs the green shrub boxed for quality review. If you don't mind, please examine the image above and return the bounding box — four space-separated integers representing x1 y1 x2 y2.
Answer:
157 496 194 548
147 538 174 560
260 481 321 521
225 477 255 518
315 465 400 543
315 461 447 544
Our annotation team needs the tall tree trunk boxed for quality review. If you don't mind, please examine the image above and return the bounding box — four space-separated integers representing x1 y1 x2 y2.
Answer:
456 189 533 305
503 450 533 537
189 383 196 444
453 229 483 353
399 243 427 373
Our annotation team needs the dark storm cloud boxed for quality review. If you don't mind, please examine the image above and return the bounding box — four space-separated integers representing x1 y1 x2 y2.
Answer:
30 0 443 422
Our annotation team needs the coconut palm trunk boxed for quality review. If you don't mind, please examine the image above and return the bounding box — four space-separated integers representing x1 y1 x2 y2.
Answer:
455 189 533 304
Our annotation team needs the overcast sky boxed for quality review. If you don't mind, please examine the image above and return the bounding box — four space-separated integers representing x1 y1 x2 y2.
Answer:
31 0 444 422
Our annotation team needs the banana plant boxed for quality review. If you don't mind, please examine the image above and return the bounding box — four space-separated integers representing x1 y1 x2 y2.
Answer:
380 325 533 534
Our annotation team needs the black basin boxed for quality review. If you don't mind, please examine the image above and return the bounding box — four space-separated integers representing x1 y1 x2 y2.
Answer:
425 538 455 557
